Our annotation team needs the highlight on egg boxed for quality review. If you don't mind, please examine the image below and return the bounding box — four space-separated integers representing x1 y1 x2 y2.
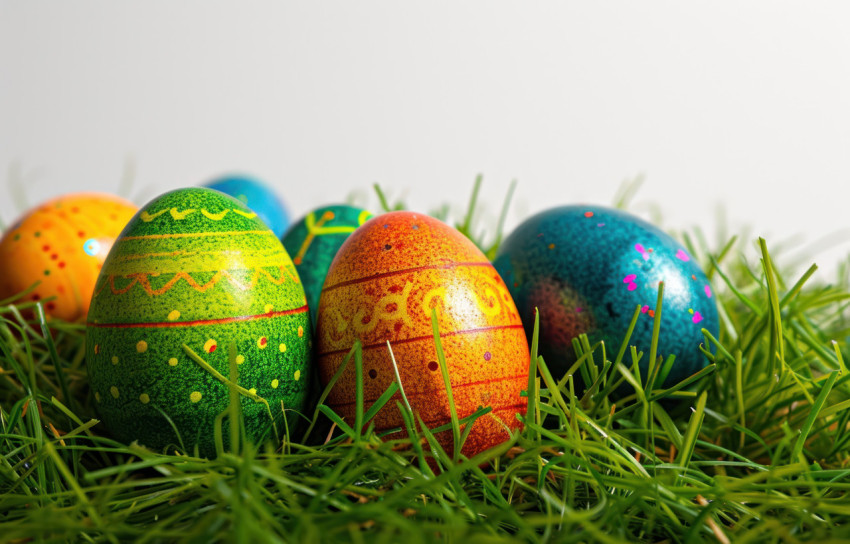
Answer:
316 211 530 459
493 205 719 390
86 187 312 456
202 174 290 237
0 192 138 322
281 204 373 329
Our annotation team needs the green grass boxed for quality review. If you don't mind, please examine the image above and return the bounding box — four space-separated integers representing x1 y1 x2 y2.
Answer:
3 179 850 542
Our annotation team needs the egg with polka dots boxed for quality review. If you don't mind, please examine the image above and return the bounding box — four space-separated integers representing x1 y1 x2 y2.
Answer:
493 205 719 391
0 193 138 321
316 211 529 459
86 187 312 456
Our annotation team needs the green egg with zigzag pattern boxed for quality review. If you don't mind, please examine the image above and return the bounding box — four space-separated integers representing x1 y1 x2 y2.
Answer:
86 187 312 457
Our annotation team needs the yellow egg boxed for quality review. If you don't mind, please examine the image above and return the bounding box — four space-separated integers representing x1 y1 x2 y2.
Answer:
0 193 138 321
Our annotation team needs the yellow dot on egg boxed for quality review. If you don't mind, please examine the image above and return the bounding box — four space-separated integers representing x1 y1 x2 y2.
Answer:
110 386 119 398
204 339 217 353
190 391 202 403
548 243 555 250
139 393 150 404
294 370 301 381
136 340 148 353
249 388 257 395
168 357 179 367
264 304 273 313
279 343 287 353
236 354 245 365
95 392 101 402
168 310 181 321
94 344 100 354
111 356 119 365
298 326 304 338
271 379 279 389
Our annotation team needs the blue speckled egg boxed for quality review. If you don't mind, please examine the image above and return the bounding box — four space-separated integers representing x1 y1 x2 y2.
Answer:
281 204 373 328
493 205 718 389
203 175 289 237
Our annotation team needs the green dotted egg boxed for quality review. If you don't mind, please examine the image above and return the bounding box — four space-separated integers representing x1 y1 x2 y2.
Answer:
281 204 372 328
86 187 312 456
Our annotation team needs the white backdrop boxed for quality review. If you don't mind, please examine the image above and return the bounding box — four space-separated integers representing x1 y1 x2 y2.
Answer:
3 2 850 277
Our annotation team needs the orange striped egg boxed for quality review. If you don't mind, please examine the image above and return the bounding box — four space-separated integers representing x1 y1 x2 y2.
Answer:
316 211 529 459
0 193 138 321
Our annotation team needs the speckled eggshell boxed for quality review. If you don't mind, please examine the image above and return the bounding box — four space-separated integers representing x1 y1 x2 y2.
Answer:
316 211 529 458
0 193 138 321
203 175 289 237
493 205 719 389
281 205 373 328
86 187 311 456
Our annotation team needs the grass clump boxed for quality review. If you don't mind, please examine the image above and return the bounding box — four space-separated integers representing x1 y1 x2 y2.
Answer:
3 180 850 542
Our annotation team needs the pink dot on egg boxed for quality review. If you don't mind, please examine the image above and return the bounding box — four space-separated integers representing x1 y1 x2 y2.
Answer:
627 283 637 291
641 305 649 314
623 274 637 283
692 312 704 324
676 249 690 262
484 351 492 361
704 285 712 298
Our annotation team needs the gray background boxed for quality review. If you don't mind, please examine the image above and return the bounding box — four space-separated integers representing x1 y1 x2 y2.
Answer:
3 2 849 276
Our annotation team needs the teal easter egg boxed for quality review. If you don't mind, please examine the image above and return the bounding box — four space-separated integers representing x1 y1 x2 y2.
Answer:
281 205 373 328
493 205 718 391
86 187 312 456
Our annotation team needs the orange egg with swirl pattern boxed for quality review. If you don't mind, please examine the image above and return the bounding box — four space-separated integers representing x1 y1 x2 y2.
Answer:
0 193 138 321
316 211 529 459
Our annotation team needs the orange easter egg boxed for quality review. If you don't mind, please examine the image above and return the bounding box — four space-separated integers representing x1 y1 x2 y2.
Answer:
316 211 530 459
0 193 138 321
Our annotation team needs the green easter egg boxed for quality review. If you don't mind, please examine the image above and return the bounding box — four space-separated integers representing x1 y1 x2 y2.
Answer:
86 187 312 456
281 204 372 328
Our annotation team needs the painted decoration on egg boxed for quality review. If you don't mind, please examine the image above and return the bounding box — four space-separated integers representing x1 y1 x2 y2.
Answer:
86 187 311 456
0 193 138 322
493 205 718 389
281 204 373 328
203 174 289 237
316 211 529 458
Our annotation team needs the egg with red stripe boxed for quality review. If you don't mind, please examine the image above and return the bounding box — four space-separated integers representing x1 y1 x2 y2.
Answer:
316 211 529 459
86 187 311 456
0 193 138 321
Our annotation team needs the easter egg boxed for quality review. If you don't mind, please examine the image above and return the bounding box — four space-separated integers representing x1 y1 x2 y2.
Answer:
202 175 289 238
86 187 311 456
493 205 719 389
281 205 373 328
316 211 529 458
0 193 138 322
